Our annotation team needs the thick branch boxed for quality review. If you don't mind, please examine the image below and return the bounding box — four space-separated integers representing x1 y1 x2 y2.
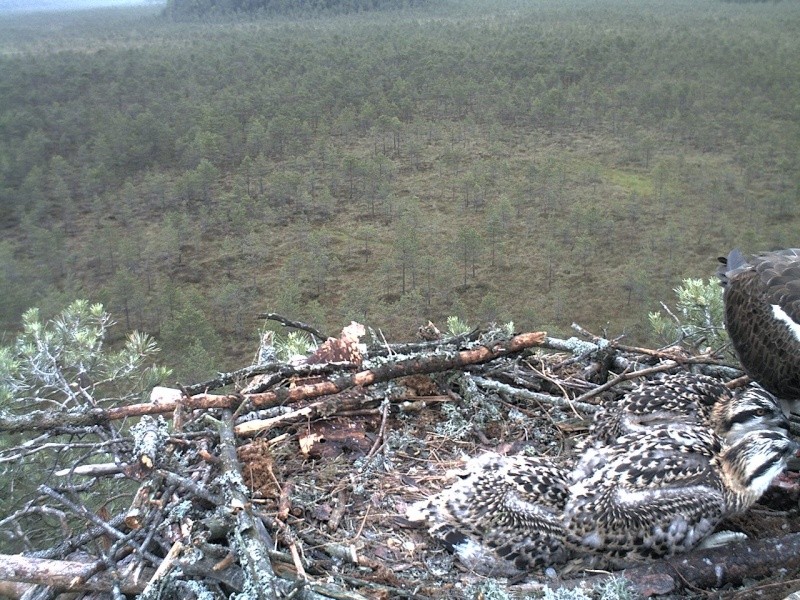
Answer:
182 361 357 396
0 555 153 593
217 409 281 597
231 331 548 411
472 376 601 414
235 387 376 437
0 408 109 434
0 332 547 431
632 532 800 594
549 533 800 597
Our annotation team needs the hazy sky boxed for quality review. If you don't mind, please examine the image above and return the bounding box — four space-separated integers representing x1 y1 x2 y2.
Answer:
0 0 164 13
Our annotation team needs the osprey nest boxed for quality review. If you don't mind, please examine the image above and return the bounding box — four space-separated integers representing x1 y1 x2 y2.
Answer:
1 314 799 600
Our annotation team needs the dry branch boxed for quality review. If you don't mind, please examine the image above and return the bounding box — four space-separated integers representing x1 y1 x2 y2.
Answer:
367 328 482 357
206 330 548 412
141 541 184 596
256 312 329 341
37 485 163 566
182 361 358 397
0 554 153 593
234 386 377 437
548 532 800 597
472 376 601 414
216 408 281 597
637 532 800 594
0 331 548 431
0 328 739 435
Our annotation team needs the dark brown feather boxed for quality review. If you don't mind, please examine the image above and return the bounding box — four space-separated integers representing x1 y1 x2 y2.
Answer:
718 248 800 399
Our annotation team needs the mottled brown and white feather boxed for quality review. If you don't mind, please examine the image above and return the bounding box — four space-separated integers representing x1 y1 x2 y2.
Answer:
588 373 730 444
573 373 788 481
564 425 796 563
406 453 570 575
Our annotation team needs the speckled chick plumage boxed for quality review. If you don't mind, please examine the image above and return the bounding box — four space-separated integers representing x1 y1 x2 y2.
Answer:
409 372 795 574
574 373 789 481
564 424 797 564
588 373 732 445
406 452 570 575
718 248 800 409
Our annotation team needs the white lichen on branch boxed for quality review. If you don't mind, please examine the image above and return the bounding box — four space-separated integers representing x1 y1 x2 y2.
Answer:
131 415 170 469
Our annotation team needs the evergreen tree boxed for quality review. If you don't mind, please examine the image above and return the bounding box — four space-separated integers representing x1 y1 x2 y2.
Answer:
159 292 222 383
0 301 169 551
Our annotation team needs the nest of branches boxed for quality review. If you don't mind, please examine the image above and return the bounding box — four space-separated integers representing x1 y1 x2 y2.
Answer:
1 316 799 600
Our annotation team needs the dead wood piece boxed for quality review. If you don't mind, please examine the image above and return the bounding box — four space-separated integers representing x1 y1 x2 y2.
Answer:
29 514 127 562
300 419 374 459
0 331 549 432
323 543 358 564
140 541 184 597
327 488 348 533
182 360 358 397
37 486 162 566
236 405 313 437
542 335 614 360
306 321 365 366
180 364 275 396
155 468 222 507
124 484 152 530
649 533 800 592
238 330 548 410
725 374 751 389
217 409 282 597
0 408 109 435
369 328 481 357
257 312 328 341
565 324 744 381
235 386 376 437
177 553 244 590
277 481 293 522
0 555 153 593
53 462 123 477
550 532 800 597
361 397 391 467
571 362 682 404
158 331 549 420
131 415 167 470
240 361 359 395
472 376 601 414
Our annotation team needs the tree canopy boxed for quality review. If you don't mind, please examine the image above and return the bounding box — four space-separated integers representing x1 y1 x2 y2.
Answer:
163 0 429 18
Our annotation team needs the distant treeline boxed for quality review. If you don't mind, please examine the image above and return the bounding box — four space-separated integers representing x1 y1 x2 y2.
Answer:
163 0 429 17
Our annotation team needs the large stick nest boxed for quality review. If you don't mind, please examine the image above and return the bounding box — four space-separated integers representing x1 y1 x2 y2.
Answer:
1 319 799 600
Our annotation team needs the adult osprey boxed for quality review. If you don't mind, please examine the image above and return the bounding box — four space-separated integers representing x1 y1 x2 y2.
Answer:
718 248 800 415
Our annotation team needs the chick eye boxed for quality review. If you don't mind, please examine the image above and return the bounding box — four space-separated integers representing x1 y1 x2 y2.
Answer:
755 408 766 416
